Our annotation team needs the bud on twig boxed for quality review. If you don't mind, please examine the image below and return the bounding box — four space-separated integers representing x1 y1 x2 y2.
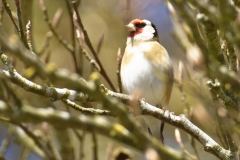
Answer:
167 1 176 16
186 45 205 71
178 61 184 84
97 33 104 54
52 8 62 28
175 128 184 149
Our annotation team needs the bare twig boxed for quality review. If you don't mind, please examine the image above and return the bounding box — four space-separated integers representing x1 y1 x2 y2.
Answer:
62 99 112 116
15 123 55 160
2 0 19 32
0 133 11 157
73 12 101 72
45 130 62 160
14 0 28 48
54 127 74 160
0 0 4 26
73 130 85 159
38 31 53 55
91 132 98 160
175 129 197 160
39 0 75 54
26 21 33 52
20 147 29 160
73 13 100 72
65 0 76 49
72 2 116 91
96 33 104 55
117 48 122 93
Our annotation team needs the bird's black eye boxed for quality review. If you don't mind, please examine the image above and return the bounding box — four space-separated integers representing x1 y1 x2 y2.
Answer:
135 23 146 28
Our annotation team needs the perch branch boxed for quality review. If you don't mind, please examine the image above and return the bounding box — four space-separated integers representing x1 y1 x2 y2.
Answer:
102 86 234 160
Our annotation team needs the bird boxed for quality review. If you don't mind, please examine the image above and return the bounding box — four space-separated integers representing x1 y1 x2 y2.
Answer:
120 19 174 140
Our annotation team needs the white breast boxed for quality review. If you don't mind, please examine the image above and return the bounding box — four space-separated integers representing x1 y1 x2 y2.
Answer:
121 45 165 106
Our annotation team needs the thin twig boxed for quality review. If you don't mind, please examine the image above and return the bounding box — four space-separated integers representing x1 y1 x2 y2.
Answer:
0 0 4 27
189 108 200 160
72 2 116 91
39 0 75 54
14 0 28 48
54 126 74 160
175 129 197 160
73 130 85 159
72 14 101 72
0 133 11 157
2 0 19 31
91 34 104 73
62 99 112 116
38 31 52 55
20 147 30 160
1 80 22 106
45 135 62 160
91 132 98 160
216 125 227 149
65 0 76 50
26 21 34 53
15 123 55 160
117 48 122 93
65 0 82 75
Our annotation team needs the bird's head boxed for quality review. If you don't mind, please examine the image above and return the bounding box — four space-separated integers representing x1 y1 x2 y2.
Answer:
126 19 158 43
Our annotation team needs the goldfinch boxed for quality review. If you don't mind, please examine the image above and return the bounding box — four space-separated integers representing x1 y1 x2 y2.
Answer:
120 19 174 140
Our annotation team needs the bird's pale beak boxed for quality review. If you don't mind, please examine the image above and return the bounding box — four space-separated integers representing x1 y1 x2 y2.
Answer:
125 24 136 32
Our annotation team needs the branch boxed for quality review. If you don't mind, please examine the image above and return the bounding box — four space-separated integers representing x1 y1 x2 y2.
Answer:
0 101 190 160
102 87 234 160
0 54 88 102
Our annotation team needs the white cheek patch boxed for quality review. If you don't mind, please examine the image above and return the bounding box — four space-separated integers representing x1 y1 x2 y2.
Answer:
131 25 155 41
143 25 155 34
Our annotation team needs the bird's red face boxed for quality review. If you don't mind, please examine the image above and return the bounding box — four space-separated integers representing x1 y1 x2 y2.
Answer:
126 19 146 37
